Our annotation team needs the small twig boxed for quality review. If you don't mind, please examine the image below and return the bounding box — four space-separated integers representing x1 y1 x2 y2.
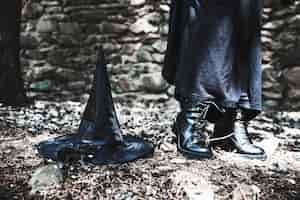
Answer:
238 185 248 200
0 136 25 143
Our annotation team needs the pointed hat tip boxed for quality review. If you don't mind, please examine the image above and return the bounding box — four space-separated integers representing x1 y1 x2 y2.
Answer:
96 46 105 65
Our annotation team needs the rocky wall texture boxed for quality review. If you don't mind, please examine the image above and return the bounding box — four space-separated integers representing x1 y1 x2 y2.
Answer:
262 1 300 109
20 0 300 110
21 0 169 100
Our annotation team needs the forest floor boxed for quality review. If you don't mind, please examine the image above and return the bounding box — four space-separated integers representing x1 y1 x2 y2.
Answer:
0 93 300 200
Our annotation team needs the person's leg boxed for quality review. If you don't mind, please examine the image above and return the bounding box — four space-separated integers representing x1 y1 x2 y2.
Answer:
214 0 266 159
172 0 238 159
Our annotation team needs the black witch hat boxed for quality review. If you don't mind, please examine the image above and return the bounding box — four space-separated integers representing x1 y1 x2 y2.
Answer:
78 48 123 145
37 48 154 165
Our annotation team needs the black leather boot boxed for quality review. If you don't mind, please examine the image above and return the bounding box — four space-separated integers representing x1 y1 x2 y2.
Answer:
214 109 266 159
173 103 213 159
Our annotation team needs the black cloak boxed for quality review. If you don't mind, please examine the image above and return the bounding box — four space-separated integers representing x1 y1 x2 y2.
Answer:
163 0 263 120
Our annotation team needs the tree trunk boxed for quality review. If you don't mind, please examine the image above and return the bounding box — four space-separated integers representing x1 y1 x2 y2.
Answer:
0 0 27 106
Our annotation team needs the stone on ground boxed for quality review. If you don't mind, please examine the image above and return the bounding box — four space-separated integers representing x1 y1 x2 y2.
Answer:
232 184 261 200
141 72 168 93
173 170 214 200
29 164 64 195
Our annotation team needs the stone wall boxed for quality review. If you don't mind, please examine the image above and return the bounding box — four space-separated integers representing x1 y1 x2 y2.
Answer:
262 2 300 109
20 0 300 109
21 0 169 100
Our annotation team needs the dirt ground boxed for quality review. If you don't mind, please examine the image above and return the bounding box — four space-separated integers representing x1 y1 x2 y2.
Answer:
0 93 300 200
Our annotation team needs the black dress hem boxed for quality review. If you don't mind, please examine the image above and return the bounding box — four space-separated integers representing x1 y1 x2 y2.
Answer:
175 91 261 121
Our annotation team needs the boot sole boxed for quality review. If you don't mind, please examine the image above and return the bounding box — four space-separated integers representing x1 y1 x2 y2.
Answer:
230 139 267 160
213 129 267 160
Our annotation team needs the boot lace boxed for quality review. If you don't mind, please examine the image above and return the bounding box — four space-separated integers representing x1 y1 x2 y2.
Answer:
187 102 211 146
189 102 235 144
